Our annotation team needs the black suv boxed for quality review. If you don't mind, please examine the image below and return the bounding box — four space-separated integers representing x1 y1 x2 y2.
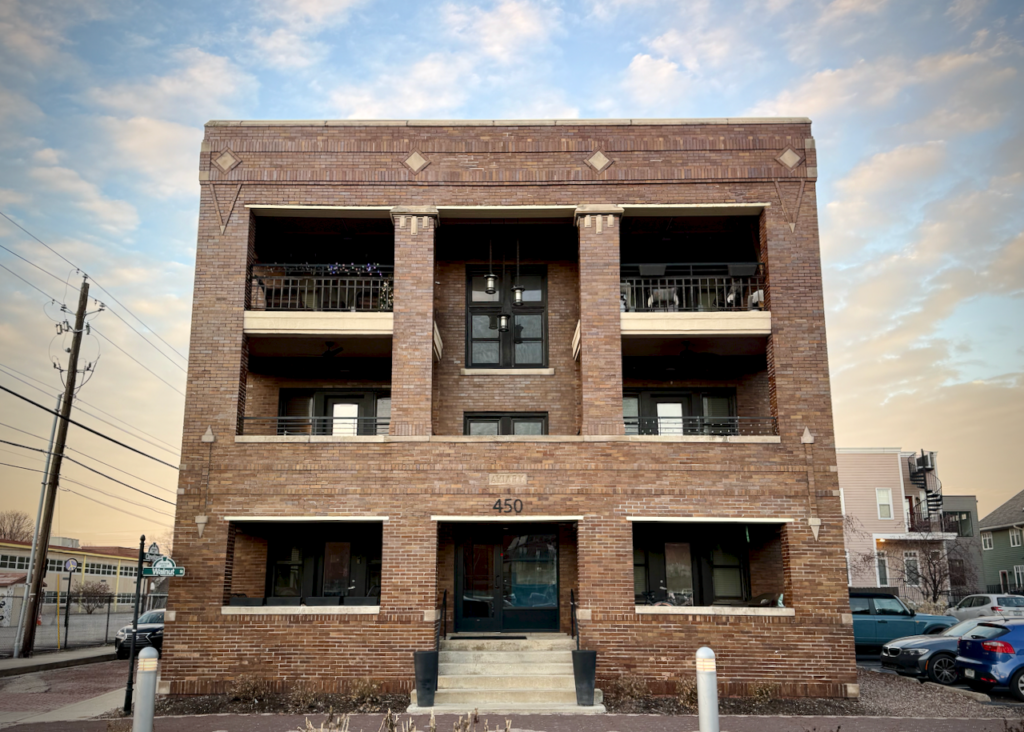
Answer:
114 608 164 659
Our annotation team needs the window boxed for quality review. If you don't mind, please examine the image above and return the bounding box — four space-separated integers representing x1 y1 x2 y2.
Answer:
904 551 920 586
982 532 994 550
86 562 117 576
632 522 781 606
464 413 547 436
874 596 911 616
876 551 889 585
623 390 738 436
120 565 137 577
850 597 871 614
278 390 391 436
1016 566 1024 590
0 554 29 570
1011 528 1022 548
466 267 546 368
876 488 893 520
46 558 64 573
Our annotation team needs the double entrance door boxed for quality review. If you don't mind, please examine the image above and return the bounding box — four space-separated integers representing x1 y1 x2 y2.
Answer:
454 525 559 633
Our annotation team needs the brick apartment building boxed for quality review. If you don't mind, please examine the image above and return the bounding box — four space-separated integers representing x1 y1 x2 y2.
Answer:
163 118 857 702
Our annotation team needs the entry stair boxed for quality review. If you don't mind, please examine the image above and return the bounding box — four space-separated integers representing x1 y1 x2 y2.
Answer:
407 633 605 714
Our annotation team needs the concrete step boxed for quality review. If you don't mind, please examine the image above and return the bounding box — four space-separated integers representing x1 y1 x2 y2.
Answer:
409 689 604 710
439 650 571 664
440 638 575 652
438 674 576 690
438 662 574 676
406 702 607 715
435 689 578 705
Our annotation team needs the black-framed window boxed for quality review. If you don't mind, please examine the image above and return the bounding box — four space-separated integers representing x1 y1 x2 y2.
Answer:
464 412 548 436
466 266 547 368
623 389 737 436
278 389 390 435
632 523 758 606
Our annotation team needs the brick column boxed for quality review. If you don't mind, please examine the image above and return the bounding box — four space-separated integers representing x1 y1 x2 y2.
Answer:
576 205 625 435
389 206 437 436
379 516 438 618
577 515 633 615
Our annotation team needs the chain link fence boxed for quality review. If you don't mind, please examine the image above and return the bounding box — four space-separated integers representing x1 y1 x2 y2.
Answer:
0 590 161 658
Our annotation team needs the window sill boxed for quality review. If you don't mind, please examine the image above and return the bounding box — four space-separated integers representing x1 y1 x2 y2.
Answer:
635 605 794 617
221 605 379 616
460 368 555 376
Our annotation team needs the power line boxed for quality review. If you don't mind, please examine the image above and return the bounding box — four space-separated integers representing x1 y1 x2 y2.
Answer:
0 362 180 455
0 262 62 303
98 304 187 372
0 242 72 288
91 328 186 396
0 209 188 365
63 489 174 526
0 384 180 470
0 439 176 506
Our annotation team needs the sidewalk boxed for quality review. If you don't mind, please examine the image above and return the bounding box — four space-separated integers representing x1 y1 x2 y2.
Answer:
5 712 1023 732
0 659 125 730
0 646 115 678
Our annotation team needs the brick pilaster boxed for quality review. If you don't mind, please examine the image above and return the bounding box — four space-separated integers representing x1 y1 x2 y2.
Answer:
389 207 437 436
576 205 625 435
380 516 437 618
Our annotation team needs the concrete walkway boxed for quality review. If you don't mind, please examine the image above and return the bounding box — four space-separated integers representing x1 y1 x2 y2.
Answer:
0 646 115 678
0 690 122 730
5 712 1024 732
0 659 126 730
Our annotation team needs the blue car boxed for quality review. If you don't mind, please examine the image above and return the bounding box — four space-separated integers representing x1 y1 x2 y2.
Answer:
850 591 957 648
956 618 1024 699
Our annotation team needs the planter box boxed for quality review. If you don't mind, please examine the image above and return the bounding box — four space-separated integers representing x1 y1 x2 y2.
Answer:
572 650 597 706
266 597 302 606
305 596 341 606
343 596 378 606
413 650 439 707
229 596 265 607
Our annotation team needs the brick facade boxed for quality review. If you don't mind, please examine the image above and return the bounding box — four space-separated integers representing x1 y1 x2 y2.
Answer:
164 119 856 700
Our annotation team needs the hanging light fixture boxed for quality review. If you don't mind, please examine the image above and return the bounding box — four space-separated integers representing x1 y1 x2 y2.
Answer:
511 239 525 307
498 313 510 332
498 248 511 331
484 239 497 295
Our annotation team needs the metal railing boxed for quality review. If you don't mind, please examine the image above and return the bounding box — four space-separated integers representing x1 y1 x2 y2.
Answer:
570 589 580 651
905 508 962 534
242 416 390 436
620 262 765 313
250 263 394 312
438 589 447 651
624 416 777 437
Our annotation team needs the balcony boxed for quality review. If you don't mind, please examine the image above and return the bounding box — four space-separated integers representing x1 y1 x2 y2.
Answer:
624 415 777 437
245 264 394 337
620 263 770 337
241 415 390 438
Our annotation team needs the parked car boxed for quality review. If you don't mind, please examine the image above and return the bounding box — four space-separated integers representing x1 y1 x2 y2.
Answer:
947 594 1024 621
850 591 957 648
114 609 164 659
956 619 1024 699
880 616 1007 685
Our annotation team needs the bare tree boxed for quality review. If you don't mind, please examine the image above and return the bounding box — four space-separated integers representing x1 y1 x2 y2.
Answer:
76 580 113 614
0 510 33 542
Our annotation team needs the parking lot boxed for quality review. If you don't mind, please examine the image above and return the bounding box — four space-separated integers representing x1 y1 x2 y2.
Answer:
857 653 1024 707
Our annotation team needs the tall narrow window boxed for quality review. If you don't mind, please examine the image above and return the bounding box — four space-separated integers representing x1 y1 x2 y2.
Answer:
876 488 893 520
876 551 889 586
982 532 994 550
466 267 547 368
1011 528 1022 548
904 551 920 586
1015 566 1024 589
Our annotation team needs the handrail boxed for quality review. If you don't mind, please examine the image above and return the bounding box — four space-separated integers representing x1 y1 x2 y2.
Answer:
624 416 777 437
570 589 580 651
242 416 390 436
440 589 448 650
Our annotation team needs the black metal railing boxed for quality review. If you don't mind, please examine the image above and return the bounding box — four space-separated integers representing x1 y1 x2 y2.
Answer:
439 589 448 651
242 416 390 436
620 262 765 313
624 416 777 437
570 589 580 651
250 263 394 312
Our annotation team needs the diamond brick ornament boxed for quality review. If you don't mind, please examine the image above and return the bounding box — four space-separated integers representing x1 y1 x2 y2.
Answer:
585 150 614 173
404 151 430 174
776 148 803 170
212 149 241 173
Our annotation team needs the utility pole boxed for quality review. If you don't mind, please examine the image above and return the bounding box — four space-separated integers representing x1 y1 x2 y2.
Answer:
20 279 90 657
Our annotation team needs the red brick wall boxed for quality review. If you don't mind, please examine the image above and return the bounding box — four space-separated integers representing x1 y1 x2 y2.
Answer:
164 120 854 699
229 530 268 597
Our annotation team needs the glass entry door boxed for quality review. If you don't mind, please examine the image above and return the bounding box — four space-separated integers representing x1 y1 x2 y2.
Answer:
455 526 559 632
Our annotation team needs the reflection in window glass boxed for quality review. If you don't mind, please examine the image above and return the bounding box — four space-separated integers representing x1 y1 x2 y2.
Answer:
473 315 497 338
874 597 909 615
515 314 542 339
472 342 500 364
623 397 639 436
322 542 351 596
850 597 871 614
518 275 543 302
468 421 499 435
514 342 543 364
665 543 694 604
471 276 501 302
512 420 544 435
503 534 557 608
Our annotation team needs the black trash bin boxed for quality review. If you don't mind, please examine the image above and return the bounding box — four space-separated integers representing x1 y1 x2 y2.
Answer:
572 650 597 706
413 650 439 707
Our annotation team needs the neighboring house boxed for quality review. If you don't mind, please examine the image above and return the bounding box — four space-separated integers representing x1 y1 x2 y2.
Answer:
837 448 981 604
164 117 856 704
978 488 1024 592
0 539 143 615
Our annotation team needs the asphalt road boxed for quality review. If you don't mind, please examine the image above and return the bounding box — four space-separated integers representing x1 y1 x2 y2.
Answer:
856 653 1024 707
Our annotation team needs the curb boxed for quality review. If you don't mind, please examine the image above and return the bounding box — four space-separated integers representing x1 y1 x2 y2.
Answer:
922 681 990 703
0 649 117 678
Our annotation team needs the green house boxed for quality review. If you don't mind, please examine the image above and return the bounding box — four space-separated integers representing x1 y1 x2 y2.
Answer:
979 490 1024 592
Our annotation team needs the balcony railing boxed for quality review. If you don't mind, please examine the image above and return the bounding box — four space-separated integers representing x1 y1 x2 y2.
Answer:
242 416 390 436
620 262 765 313
250 264 394 312
905 507 961 535
624 416 777 436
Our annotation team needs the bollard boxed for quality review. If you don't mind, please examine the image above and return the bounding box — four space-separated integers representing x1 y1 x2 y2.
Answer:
695 646 720 732
132 647 159 732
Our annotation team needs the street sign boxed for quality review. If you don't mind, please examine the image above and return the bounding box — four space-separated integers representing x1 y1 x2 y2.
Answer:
63 558 78 572
142 556 184 577
145 543 161 563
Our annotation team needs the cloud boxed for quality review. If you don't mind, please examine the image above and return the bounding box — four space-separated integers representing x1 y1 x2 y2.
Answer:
0 85 43 122
623 54 687 107
32 148 61 165
331 53 476 118
586 0 659 21
248 0 367 68
257 0 367 28
0 189 31 207
27 166 138 233
88 48 257 123
249 28 328 70
442 0 556 63
946 0 989 29
97 117 202 198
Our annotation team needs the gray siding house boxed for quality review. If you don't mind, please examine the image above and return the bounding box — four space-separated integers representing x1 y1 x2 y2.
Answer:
979 489 1024 592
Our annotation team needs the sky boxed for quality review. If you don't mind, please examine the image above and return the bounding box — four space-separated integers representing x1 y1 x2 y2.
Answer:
0 0 1022 547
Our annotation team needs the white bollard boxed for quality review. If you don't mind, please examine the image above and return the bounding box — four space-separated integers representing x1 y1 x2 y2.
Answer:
132 647 159 732
695 646 720 732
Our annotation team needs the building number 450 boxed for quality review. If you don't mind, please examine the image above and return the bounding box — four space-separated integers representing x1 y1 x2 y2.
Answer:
492 498 524 514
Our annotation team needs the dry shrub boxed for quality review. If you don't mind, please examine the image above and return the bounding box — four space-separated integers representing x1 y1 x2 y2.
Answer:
606 674 650 711
289 680 326 710
229 673 274 703
105 720 132 732
347 678 382 710
675 677 698 710
909 599 948 616
751 682 779 706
